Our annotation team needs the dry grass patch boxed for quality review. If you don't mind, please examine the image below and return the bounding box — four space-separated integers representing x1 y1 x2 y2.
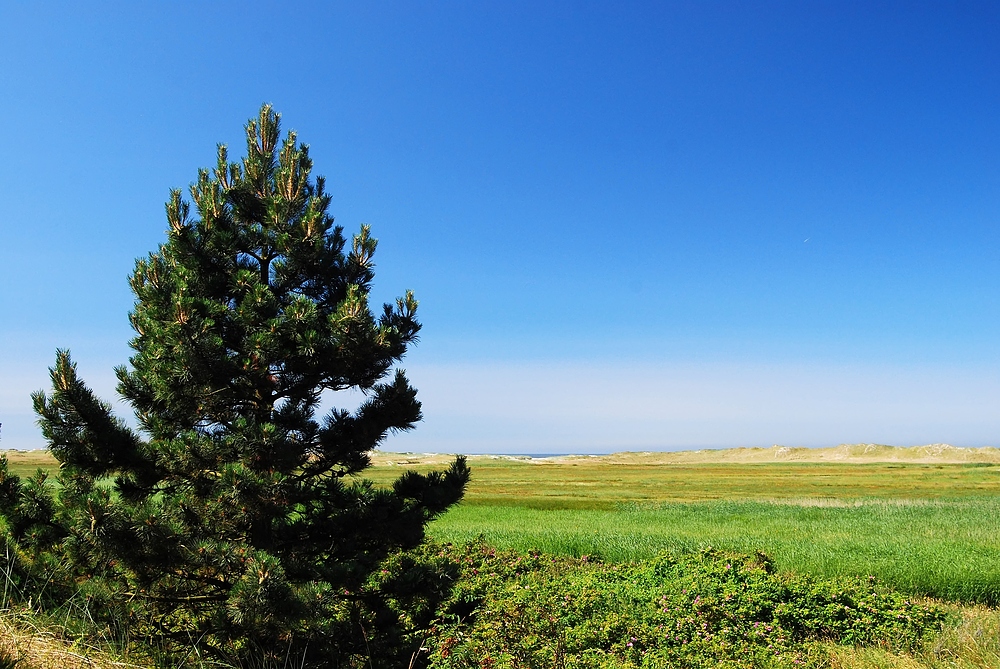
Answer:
922 604 1000 667
822 604 1000 668
0 610 143 669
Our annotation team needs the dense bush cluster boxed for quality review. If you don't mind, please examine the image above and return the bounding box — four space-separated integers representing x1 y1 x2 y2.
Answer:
422 543 947 669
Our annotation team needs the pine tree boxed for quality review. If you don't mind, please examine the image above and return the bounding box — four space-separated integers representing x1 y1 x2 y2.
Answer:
0 105 469 667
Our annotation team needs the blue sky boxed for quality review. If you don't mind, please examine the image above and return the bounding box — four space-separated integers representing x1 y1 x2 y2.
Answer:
2 2 1000 452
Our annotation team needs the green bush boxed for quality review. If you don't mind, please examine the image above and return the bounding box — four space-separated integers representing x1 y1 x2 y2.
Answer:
423 543 947 669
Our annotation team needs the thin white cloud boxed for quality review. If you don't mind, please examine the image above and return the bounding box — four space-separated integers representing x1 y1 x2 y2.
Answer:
384 360 1000 453
7 353 1000 454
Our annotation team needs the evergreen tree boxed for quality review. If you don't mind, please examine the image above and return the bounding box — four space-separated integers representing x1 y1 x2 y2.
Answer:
0 105 469 667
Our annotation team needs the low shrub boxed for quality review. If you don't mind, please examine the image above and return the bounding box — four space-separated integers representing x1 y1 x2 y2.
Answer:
423 543 947 669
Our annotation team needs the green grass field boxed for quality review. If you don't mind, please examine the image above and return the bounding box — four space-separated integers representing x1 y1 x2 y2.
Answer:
8 445 1000 603
5 445 1000 667
368 447 1000 605
429 499 1000 603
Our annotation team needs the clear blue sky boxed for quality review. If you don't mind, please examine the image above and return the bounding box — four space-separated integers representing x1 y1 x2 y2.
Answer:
2 2 1000 452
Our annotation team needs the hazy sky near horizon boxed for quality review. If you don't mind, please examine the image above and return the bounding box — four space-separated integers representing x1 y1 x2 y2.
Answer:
2 2 1000 453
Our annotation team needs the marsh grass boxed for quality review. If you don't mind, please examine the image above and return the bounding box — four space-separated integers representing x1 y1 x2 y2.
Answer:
11 447 1000 506
428 499 1000 604
11 449 1000 602
369 457 1000 508
7 447 1000 666
2 452 59 481
364 451 1000 604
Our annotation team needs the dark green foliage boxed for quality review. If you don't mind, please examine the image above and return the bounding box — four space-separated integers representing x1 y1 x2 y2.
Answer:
424 543 947 669
0 105 468 668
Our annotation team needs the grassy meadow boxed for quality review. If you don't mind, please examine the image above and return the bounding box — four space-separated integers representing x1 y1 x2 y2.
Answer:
8 444 1000 603
5 444 1000 667
368 445 1000 604
8 443 1000 604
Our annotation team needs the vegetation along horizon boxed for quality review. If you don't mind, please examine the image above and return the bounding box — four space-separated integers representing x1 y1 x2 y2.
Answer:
4 443 1000 666
361 444 1000 605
